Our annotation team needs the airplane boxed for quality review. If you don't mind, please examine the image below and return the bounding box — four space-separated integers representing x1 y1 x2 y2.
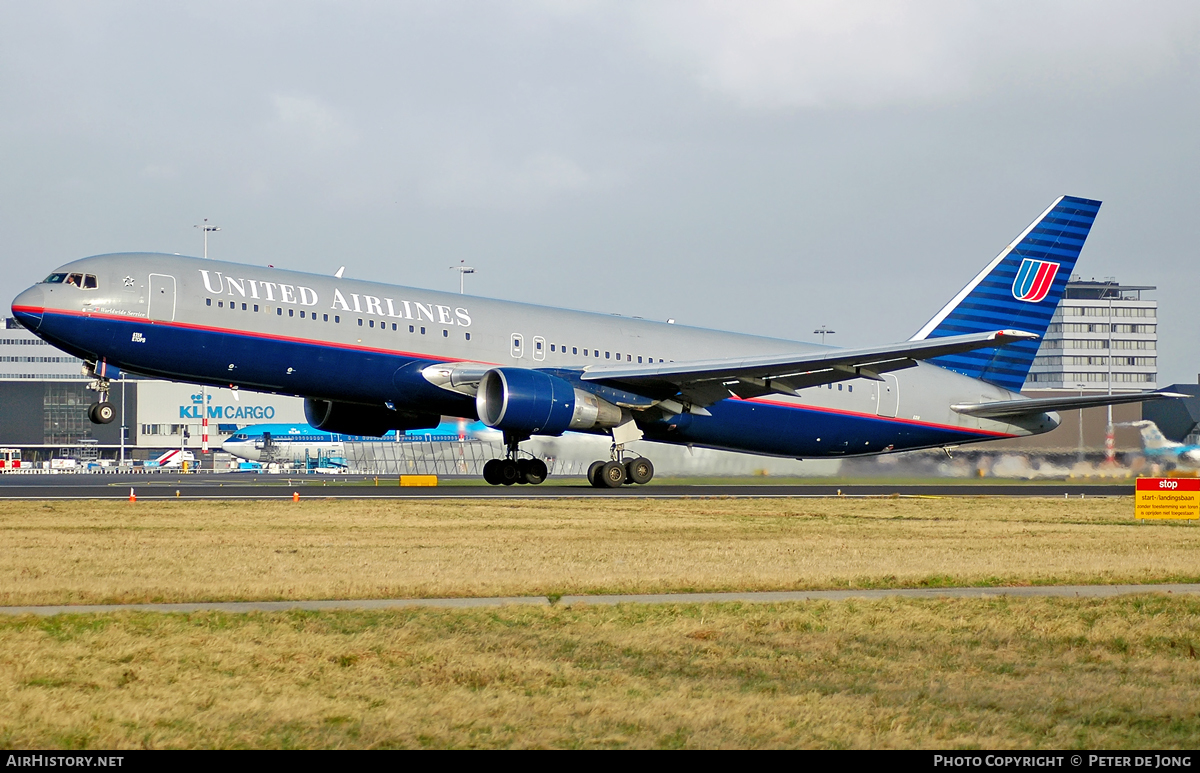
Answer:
222 419 489 464
149 448 195 469
1117 420 1200 466
10 195 1181 487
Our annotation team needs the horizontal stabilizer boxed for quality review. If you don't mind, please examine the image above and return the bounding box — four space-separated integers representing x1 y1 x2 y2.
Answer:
951 391 1186 420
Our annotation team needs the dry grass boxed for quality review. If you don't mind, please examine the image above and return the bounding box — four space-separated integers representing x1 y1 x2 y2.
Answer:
1 498 1197 606
1 596 1198 749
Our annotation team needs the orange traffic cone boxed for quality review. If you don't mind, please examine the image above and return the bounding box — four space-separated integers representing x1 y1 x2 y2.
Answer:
129 487 136 503
292 491 299 502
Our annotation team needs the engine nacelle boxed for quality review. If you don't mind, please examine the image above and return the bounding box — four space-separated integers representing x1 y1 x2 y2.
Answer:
304 398 440 437
476 368 623 436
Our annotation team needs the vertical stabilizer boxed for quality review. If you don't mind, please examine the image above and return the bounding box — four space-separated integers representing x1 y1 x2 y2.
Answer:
910 196 1100 392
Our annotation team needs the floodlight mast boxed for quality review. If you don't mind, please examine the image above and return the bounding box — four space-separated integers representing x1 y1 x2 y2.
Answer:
450 260 475 294
193 219 220 462
813 326 836 345
194 219 221 259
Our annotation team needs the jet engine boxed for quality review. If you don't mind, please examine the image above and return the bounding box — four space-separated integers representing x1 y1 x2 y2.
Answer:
475 368 623 436
304 398 440 437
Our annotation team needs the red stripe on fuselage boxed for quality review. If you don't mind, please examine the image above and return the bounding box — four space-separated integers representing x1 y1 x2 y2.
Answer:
735 395 1018 438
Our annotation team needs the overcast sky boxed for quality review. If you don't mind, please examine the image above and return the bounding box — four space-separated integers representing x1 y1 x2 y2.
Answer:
2 1 1197 383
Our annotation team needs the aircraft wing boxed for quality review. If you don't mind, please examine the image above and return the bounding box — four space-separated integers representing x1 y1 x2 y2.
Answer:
580 329 1040 407
951 391 1187 420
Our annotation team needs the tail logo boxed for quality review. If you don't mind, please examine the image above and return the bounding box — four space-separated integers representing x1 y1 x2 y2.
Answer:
1011 258 1060 303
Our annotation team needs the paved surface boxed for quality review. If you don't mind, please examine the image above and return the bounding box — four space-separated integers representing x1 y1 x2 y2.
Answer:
3 584 1196 616
0 472 1133 499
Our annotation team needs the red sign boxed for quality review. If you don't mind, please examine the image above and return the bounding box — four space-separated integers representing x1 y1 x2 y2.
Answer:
1136 478 1200 491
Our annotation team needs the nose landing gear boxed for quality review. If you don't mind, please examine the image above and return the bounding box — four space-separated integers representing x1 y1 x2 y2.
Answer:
482 433 549 485
84 363 115 425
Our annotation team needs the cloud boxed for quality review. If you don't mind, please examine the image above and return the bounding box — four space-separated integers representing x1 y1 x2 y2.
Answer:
268 93 358 149
627 0 1200 110
422 150 613 209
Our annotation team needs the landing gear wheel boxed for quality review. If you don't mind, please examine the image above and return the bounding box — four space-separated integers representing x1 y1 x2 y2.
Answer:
499 459 521 486
88 402 115 425
483 459 502 485
587 460 605 488
626 457 654 485
598 460 626 488
521 458 548 485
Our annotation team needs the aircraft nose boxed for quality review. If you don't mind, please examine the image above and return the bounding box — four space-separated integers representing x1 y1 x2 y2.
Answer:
11 286 45 331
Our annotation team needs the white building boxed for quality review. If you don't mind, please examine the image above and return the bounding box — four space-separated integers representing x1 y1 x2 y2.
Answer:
1027 278 1156 392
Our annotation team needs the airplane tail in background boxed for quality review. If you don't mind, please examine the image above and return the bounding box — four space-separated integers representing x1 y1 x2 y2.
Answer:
911 196 1101 393
1119 420 1182 452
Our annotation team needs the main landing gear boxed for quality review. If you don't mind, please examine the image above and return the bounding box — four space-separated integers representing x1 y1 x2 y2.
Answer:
85 368 115 425
482 434 548 486
586 445 654 488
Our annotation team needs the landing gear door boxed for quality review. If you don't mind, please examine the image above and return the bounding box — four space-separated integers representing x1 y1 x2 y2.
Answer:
148 274 177 322
876 374 899 418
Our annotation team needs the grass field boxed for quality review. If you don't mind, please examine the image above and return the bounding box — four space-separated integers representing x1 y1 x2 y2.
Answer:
1 597 1198 749
3 496 1199 749
0 497 1196 606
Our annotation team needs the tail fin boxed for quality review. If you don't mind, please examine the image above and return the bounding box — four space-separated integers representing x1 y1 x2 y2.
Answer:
910 195 1101 392
1121 420 1181 451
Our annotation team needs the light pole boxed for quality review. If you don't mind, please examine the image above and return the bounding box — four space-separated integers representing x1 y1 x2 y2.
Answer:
813 326 836 345
1077 381 1087 463
194 219 220 259
119 374 126 467
450 261 475 294
193 220 220 468
1104 279 1116 465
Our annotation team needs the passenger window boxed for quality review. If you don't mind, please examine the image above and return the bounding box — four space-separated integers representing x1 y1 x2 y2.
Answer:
206 299 212 307
573 347 578 355
392 323 397 331
276 308 282 315
637 356 642 363
243 303 248 311
550 344 556 352
443 329 448 337
218 300 224 308
605 352 610 359
300 310 305 318
335 315 340 323
358 319 363 326
255 305 260 312
583 349 587 356
289 309 294 317
323 314 328 321
421 327 426 335
369 320 374 328
465 333 471 341
409 325 414 333
595 350 600 358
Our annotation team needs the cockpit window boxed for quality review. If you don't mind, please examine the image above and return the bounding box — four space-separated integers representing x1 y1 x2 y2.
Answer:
57 273 98 289
42 273 67 284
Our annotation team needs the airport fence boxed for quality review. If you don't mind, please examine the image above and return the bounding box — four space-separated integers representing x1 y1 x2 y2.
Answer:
342 439 568 477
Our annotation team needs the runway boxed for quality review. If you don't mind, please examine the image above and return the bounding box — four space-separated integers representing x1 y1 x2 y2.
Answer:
2 583 1195 616
0 473 1135 499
